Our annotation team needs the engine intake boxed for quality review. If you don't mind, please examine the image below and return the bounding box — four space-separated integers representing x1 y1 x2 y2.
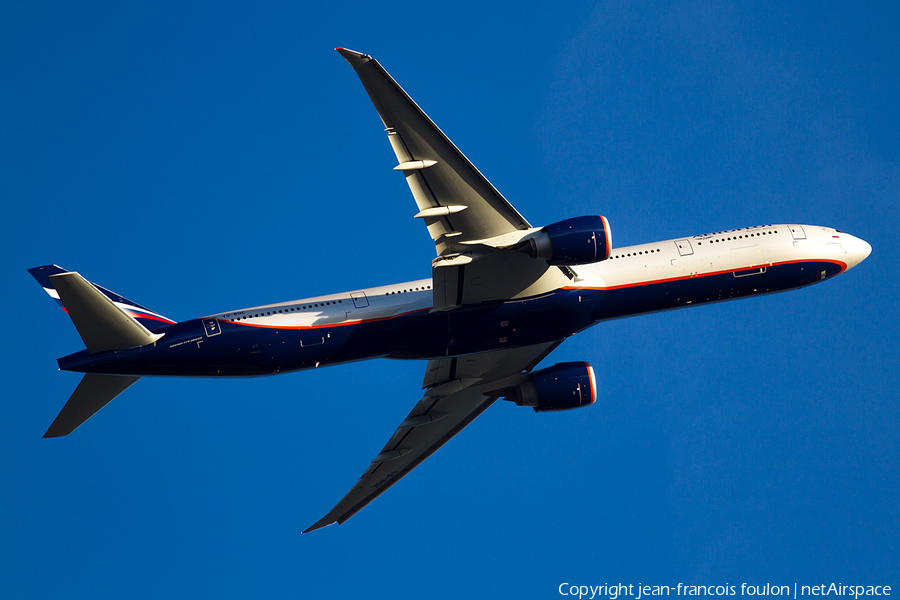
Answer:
518 215 612 265
507 362 597 412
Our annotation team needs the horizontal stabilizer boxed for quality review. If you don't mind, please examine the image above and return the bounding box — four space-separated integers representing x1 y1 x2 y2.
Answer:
49 272 164 354
44 374 140 437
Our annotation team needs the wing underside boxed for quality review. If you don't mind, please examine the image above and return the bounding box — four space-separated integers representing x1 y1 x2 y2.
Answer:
305 50 572 531
336 48 529 247
304 340 562 532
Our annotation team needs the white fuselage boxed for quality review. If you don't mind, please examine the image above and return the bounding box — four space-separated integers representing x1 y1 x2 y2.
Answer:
210 224 870 329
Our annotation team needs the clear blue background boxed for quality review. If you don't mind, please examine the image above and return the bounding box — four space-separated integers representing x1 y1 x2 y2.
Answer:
2 1 897 597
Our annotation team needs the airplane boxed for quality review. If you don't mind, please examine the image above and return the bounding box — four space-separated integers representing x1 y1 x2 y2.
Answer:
29 48 871 532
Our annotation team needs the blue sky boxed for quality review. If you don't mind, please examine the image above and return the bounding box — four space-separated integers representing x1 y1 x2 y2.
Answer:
2 1 897 597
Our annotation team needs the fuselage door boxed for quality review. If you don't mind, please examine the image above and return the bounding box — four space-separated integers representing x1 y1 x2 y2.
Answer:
675 239 694 256
202 318 222 337
350 292 369 309
789 225 807 240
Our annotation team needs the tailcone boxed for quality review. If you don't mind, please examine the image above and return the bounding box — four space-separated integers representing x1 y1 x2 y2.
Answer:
57 349 92 373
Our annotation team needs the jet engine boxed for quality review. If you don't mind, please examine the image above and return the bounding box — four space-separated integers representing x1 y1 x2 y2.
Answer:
506 362 597 412
518 216 612 265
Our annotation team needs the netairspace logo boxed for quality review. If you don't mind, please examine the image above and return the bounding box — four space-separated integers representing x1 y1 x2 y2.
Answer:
557 584 892 600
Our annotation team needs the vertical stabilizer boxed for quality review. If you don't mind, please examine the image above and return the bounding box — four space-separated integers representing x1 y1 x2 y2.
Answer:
29 265 175 330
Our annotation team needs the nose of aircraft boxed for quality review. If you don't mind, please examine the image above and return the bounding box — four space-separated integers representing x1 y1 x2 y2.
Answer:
843 234 872 270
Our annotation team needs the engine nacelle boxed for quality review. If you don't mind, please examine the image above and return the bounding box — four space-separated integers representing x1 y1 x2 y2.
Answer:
508 362 597 412
518 215 612 265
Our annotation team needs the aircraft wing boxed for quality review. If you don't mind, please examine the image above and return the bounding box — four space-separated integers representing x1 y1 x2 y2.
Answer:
338 49 570 309
304 339 563 532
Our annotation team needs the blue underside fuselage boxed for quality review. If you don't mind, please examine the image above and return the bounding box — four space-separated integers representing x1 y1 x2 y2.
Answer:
57 260 842 378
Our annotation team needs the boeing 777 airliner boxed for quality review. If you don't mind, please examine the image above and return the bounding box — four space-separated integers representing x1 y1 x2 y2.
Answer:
30 49 871 532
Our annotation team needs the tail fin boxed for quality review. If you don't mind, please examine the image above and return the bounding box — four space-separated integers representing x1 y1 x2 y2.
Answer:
29 265 175 331
29 266 167 436
44 374 140 437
